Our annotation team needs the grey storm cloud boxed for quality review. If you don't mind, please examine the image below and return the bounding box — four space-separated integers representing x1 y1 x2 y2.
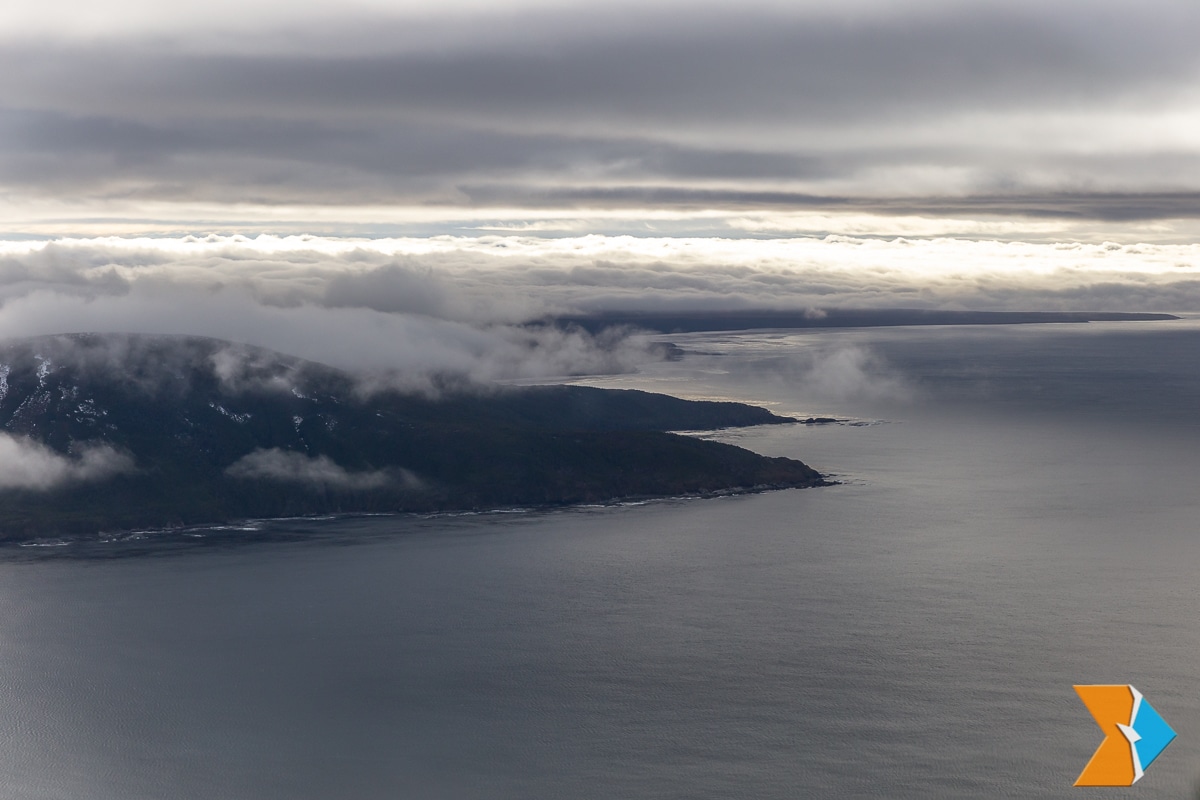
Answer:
3 0 1200 216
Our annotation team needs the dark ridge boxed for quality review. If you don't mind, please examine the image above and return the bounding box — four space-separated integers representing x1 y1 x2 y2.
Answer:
463 186 1200 222
553 308 1180 334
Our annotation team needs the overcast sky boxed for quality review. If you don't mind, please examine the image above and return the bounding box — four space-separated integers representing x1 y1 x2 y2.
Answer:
4 0 1200 237
0 0 1197 382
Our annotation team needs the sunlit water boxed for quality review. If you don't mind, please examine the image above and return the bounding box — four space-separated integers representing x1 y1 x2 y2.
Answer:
3 320 1200 798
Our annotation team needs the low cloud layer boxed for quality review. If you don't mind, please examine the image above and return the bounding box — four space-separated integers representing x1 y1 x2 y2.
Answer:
225 449 403 490
795 346 914 404
0 434 135 490
0 233 1193 389
0 236 674 388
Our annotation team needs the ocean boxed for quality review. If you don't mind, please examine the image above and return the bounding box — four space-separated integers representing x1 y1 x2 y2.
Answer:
1 320 1199 798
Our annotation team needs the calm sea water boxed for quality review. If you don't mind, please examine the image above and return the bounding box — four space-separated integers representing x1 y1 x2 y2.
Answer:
3 320 1200 798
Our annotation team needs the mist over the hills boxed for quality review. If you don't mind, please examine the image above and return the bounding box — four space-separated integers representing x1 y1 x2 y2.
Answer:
0 234 1194 388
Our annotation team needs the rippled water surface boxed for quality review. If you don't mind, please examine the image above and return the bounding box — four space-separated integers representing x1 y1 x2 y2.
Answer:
2 320 1200 798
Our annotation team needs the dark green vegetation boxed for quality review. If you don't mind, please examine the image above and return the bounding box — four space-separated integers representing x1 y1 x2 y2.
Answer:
0 334 825 538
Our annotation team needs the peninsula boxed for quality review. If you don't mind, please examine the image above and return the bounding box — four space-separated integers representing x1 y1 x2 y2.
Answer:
0 334 826 539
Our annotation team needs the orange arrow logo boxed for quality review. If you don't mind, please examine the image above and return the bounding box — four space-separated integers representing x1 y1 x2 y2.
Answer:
1075 685 1175 787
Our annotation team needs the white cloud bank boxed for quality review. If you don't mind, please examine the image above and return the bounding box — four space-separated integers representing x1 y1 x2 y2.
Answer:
0 232 1194 388
225 449 412 490
0 434 135 490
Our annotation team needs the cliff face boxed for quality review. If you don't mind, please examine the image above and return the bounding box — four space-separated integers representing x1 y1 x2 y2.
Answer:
0 334 826 538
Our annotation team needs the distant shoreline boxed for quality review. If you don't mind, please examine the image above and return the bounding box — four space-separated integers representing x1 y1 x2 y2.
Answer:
554 308 1180 334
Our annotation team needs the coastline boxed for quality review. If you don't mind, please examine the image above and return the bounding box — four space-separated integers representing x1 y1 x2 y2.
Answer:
5 477 837 555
